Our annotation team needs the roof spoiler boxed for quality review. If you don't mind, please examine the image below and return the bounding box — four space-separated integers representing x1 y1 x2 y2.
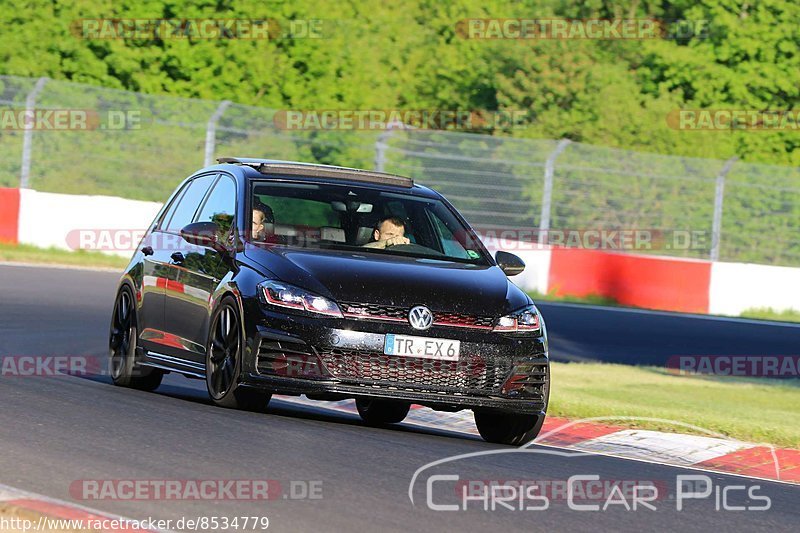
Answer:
217 157 413 188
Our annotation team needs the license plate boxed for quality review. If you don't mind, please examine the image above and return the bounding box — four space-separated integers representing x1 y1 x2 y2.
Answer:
384 334 460 361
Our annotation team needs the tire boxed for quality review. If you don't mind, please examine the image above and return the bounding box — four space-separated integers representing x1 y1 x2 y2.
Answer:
109 286 163 391
473 410 546 446
356 398 410 425
206 296 271 412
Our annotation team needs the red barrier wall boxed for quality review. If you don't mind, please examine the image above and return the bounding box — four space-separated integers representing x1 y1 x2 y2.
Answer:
0 188 20 243
548 248 711 313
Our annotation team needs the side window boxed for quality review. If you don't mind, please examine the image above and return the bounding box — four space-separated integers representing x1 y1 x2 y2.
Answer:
164 174 216 232
429 211 470 259
157 183 189 231
195 176 236 238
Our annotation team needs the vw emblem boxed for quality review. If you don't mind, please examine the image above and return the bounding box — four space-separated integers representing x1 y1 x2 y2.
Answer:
408 305 433 331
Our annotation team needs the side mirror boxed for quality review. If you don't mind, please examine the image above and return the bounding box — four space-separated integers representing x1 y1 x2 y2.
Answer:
495 251 525 276
181 222 225 251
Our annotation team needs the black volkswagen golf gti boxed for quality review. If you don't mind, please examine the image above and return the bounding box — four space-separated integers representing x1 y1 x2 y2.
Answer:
109 158 549 445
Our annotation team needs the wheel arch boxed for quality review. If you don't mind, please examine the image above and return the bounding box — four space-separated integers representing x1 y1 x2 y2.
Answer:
209 279 251 370
112 275 142 327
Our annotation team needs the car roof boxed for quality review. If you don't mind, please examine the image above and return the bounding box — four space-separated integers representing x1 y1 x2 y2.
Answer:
203 157 440 198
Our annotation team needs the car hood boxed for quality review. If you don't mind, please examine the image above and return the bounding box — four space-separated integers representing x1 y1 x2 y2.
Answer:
244 245 530 316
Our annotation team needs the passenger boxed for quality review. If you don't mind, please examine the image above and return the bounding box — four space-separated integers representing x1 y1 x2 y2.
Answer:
363 216 410 249
252 203 274 241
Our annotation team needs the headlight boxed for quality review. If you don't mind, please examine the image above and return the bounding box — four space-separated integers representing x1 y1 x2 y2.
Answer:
493 305 542 334
258 280 343 318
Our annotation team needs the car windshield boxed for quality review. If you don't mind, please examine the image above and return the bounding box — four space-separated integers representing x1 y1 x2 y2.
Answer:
249 180 490 264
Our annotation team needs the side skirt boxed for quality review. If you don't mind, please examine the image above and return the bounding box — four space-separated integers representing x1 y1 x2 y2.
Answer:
140 351 206 379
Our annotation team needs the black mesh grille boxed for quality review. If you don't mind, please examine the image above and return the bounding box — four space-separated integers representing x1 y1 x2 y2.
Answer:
340 303 407 321
433 312 495 329
340 302 495 329
257 340 547 400
317 349 515 396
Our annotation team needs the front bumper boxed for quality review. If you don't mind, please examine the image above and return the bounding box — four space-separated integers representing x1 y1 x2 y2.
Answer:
242 312 549 414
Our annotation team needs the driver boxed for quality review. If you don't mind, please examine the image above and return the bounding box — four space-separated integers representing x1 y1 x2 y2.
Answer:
363 216 410 249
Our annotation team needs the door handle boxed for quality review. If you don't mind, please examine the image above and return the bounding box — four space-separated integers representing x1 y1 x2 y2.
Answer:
170 252 185 264
141 246 154 256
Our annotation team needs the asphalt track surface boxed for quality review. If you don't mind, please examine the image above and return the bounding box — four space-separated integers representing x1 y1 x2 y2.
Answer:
0 264 798 532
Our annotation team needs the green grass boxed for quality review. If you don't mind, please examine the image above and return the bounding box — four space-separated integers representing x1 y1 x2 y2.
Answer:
0 242 128 270
550 362 800 449
740 307 800 323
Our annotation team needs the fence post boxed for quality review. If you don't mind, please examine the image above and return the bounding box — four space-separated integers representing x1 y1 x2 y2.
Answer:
19 77 49 189
538 139 571 245
710 156 738 262
374 130 395 172
374 121 412 172
204 100 231 167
